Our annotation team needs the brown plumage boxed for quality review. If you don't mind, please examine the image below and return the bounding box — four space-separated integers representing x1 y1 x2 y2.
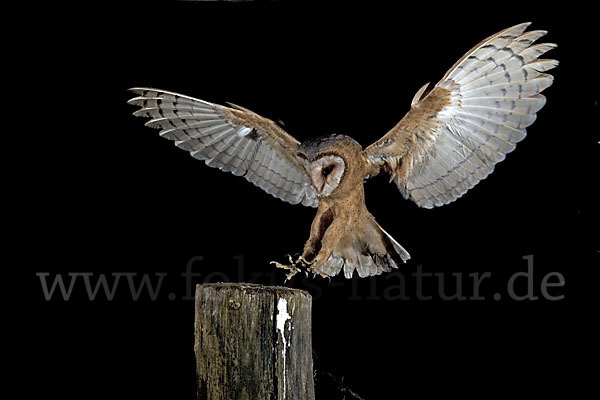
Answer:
128 23 557 279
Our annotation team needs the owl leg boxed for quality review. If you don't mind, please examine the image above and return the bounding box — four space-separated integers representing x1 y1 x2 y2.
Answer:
271 206 343 279
299 215 325 264
306 216 348 278
300 241 318 264
299 206 335 264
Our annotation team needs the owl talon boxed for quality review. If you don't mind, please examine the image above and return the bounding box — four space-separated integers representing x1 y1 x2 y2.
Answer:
285 270 298 282
270 260 302 280
294 255 313 265
271 255 328 280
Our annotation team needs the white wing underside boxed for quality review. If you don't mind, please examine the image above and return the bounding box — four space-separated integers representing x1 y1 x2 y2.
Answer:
128 89 318 208
390 23 558 208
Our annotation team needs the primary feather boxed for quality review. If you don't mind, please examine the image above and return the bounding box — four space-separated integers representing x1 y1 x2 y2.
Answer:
366 22 558 208
128 88 318 207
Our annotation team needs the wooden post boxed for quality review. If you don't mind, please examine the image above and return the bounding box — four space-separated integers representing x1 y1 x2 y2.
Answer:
194 283 314 400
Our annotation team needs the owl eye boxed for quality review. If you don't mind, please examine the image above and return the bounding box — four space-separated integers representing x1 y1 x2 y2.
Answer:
322 165 334 177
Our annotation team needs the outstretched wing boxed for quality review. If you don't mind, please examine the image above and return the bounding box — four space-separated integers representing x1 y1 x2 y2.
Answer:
128 88 318 207
365 23 557 208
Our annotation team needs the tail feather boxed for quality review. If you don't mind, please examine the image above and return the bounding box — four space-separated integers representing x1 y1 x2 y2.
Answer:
376 221 411 265
319 219 410 279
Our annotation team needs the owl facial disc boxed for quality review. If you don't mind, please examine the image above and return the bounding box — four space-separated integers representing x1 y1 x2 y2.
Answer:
310 154 345 197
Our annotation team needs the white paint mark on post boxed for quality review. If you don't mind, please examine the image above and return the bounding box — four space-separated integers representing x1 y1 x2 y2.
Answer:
276 297 291 399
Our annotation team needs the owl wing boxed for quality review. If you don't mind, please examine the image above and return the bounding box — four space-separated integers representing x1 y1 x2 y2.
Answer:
365 23 557 208
128 88 318 207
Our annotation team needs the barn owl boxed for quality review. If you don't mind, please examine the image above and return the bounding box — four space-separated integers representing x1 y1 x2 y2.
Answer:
128 23 557 279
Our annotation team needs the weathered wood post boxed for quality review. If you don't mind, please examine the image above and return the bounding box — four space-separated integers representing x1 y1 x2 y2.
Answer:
194 283 314 400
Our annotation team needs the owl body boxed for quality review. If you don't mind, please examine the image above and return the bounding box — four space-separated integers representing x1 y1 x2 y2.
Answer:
128 23 557 279
295 135 410 277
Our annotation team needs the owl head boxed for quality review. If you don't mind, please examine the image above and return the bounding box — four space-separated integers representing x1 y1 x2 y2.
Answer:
297 135 364 197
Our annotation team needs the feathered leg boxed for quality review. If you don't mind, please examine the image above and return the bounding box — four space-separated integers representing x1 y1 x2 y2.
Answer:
305 213 349 278
271 205 346 279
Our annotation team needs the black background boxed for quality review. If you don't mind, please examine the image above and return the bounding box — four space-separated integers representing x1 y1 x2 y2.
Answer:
16 1 598 399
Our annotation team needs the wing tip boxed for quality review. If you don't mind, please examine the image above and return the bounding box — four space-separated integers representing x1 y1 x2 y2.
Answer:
128 87 157 94
505 22 532 36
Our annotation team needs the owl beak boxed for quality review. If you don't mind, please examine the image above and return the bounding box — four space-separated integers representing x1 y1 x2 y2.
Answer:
310 179 325 195
310 168 326 194
317 180 326 194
